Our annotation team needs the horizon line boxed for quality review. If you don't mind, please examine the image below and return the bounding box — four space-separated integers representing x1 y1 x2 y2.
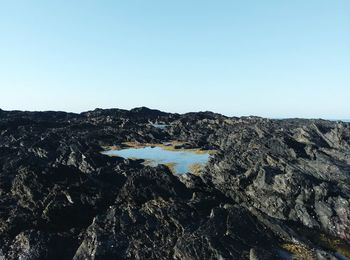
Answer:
0 106 349 122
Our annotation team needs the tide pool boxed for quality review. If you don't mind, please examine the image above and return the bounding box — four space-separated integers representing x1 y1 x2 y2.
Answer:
102 146 210 174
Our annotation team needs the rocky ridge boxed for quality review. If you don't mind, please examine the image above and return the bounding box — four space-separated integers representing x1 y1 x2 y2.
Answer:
0 107 349 259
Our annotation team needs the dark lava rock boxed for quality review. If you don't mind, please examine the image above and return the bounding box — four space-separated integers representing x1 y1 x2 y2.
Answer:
1 108 349 259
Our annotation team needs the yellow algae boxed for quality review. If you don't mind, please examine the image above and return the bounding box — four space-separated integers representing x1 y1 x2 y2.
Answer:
188 163 204 175
120 141 216 155
281 242 313 260
163 162 177 173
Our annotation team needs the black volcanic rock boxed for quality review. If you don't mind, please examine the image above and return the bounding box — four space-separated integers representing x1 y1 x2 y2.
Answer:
204 120 350 241
0 108 349 259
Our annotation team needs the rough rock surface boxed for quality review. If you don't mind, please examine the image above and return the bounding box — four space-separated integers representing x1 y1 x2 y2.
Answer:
0 107 349 259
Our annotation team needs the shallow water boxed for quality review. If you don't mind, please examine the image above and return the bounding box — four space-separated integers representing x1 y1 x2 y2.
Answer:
151 123 169 129
102 146 210 174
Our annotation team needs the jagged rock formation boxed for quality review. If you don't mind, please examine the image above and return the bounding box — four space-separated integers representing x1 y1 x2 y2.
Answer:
0 107 349 259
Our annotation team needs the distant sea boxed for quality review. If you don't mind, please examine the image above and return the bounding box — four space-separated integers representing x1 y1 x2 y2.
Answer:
332 119 350 122
272 118 350 122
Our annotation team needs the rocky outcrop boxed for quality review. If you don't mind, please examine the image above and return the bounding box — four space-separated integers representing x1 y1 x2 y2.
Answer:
0 108 349 259
204 119 350 241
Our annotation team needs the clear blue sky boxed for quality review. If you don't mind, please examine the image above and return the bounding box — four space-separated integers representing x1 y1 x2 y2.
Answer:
0 1 349 118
